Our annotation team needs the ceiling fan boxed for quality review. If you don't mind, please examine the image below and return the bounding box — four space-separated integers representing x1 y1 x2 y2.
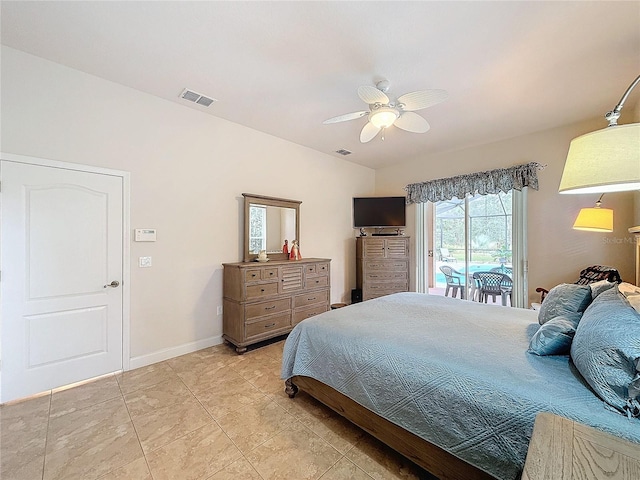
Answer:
323 80 448 143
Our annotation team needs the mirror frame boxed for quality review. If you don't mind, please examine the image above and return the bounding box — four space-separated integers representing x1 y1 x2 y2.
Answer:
243 193 301 262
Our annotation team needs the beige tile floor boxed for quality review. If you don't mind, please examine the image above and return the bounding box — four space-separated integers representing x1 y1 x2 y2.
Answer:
1 339 437 480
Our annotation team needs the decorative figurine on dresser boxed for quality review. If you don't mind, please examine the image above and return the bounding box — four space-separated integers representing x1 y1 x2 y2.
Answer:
223 194 331 354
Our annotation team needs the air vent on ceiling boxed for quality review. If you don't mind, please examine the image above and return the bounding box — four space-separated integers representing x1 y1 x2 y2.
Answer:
335 149 352 156
180 88 217 107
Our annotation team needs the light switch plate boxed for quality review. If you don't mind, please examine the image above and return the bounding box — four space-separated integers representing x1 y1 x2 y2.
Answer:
139 256 152 268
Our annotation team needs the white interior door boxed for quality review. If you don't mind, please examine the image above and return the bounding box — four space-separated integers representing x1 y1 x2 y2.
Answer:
1 160 124 402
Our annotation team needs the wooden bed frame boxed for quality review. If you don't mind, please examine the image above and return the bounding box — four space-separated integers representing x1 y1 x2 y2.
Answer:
285 376 496 480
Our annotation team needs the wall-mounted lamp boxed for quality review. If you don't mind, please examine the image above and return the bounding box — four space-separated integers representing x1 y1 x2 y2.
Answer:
559 75 640 194
572 194 613 232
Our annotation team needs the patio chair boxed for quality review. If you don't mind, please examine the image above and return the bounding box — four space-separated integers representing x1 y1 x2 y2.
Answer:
535 265 621 302
439 248 456 262
439 265 465 299
490 266 512 276
473 271 512 306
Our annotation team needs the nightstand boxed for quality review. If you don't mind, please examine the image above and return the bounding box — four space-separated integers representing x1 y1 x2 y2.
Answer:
522 412 640 480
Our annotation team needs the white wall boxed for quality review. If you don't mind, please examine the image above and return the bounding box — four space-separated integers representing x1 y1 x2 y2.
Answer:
375 119 636 304
1 47 375 365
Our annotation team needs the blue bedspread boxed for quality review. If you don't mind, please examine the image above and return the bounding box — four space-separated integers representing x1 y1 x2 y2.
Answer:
281 292 640 480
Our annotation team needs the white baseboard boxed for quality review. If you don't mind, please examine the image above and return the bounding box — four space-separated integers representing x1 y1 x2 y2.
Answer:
128 335 224 371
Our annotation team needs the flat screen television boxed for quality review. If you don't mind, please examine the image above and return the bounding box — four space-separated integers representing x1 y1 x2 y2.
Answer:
353 196 406 228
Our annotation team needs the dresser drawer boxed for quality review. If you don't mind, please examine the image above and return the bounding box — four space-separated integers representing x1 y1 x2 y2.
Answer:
304 264 317 275
245 297 291 320
246 282 278 300
306 275 329 289
294 289 329 308
293 304 329 326
244 267 278 283
262 268 278 280
246 313 291 338
316 262 329 275
244 269 262 283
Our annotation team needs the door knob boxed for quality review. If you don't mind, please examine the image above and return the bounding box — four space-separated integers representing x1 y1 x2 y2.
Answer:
104 280 120 288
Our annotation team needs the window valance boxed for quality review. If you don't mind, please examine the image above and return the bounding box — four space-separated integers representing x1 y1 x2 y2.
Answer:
405 162 544 204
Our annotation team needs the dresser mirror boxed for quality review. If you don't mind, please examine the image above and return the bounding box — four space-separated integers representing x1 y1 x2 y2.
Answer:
243 193 301 262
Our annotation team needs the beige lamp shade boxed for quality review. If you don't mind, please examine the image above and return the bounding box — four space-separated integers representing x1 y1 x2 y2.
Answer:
572 206 614 232
559 123 640 194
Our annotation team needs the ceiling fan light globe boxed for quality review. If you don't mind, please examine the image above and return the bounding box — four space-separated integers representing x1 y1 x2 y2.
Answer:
369 108 399 129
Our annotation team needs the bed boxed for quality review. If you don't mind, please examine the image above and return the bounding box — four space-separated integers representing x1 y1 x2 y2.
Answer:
281 292 640 480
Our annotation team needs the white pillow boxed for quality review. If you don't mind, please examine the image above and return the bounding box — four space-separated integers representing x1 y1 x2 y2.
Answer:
617 282 640 314
619 282 640 298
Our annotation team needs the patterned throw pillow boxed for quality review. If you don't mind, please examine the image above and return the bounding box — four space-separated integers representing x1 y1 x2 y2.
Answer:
538 283 592 325
571 287 640 416
528 313 582 356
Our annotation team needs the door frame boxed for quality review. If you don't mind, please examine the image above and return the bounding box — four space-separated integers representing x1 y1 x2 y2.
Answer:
0 152 131 399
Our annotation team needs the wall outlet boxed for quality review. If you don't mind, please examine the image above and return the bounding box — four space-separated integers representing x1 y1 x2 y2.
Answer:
139 256 152 268
217 305 223 316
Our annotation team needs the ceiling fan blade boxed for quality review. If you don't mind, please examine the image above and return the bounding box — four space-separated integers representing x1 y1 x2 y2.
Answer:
360 122 381 143
394 112 430 133
358 85 389 105
397 89 448 111
322 111 369 124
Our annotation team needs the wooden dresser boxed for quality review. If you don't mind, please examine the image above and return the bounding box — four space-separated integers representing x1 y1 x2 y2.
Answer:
356 236 409 301
223 258 331 353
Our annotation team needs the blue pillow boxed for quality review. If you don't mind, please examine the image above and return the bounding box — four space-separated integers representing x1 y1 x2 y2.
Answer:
570 287 640 416
528 313 582 356
538 283 592 325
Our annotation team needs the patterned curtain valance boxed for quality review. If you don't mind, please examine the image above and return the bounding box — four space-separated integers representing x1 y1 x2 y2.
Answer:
405 162 544 204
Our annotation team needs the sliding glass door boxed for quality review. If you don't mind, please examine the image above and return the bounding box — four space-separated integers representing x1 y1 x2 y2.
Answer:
432 191 514 305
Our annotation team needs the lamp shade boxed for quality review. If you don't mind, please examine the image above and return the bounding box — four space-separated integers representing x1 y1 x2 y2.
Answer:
559 123 640 194
572 206 613 232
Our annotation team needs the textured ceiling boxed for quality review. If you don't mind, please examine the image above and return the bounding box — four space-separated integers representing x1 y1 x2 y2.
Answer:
2 1 639 169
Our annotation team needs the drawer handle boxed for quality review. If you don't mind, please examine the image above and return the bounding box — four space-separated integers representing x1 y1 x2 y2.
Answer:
307 297 316 301
261 288 265 292
315 280 320 284
265 305 276 310
264 323 276 328
252 274 257 278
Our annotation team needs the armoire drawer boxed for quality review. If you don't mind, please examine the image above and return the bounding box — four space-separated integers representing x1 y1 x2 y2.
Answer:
366 282 408 292
365 271 408 282
364 260 409 271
